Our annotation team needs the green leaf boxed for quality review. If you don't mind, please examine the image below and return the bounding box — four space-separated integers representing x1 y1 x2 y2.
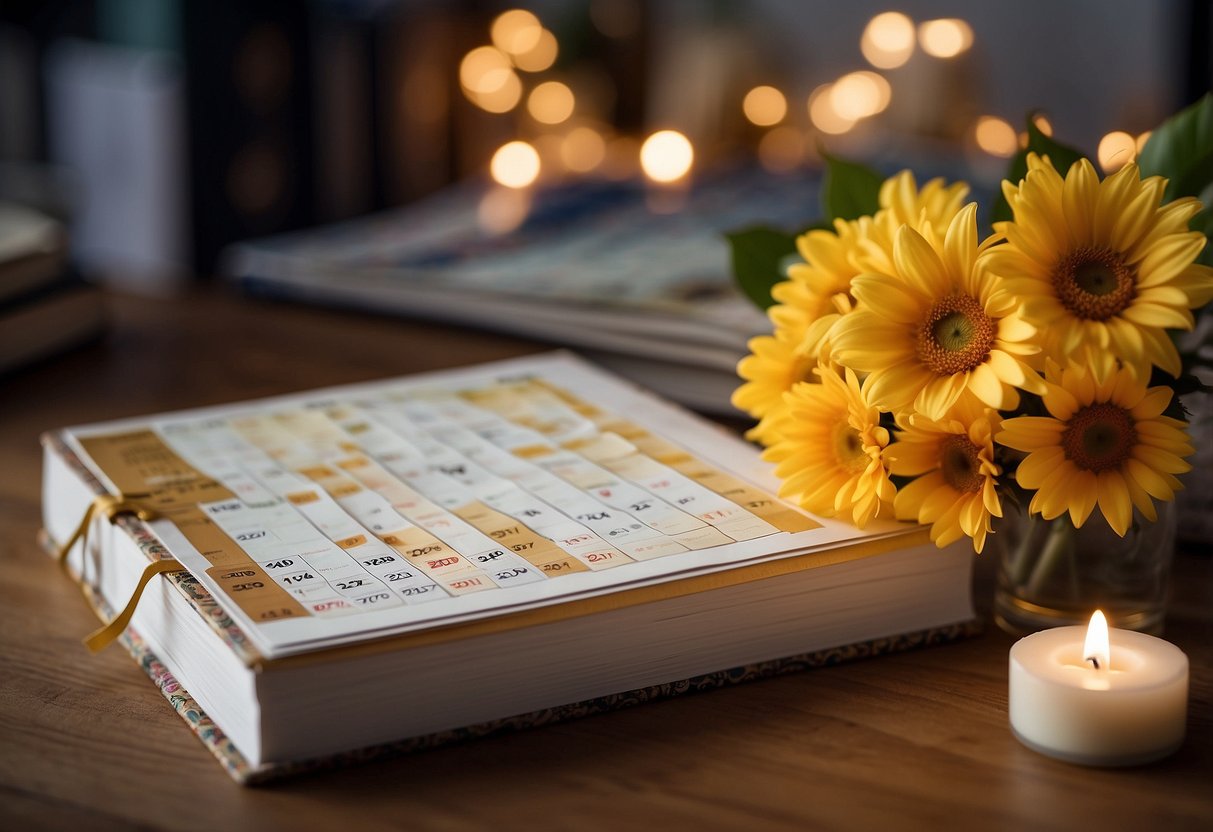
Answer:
1138 92 1213 203
820 153 883 221
1193 208 1213 266
726 226 799 310
989 116 1086 225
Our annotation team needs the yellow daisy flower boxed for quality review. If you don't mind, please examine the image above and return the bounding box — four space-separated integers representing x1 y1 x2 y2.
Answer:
983 153 1213 378
856 171 971 275
763 367 895 527
733 332 819 445
888 402 1003 553
997 362 1195 536
733 218 866 445
831 203 1044 421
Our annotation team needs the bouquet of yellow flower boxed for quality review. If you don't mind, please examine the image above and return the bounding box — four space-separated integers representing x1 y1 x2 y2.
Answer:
728 95 1213 560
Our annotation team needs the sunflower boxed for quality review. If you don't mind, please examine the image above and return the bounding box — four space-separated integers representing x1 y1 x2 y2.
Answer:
831 203 1043 421
888 402 1002 552
983 154 1213 378
763 366 895 527
733 218 867 445
997 361 1195 536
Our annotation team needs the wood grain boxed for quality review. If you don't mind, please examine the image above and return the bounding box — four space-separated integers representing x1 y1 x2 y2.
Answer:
2 288 1210 830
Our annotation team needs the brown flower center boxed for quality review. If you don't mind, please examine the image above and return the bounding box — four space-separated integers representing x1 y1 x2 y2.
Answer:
1061 403 1136 472
1052 247 1136 321
916 294 996 376
940 435 985 493
834 423 867 471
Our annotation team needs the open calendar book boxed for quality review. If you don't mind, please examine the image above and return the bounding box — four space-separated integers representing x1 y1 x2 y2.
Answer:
42 353 975 783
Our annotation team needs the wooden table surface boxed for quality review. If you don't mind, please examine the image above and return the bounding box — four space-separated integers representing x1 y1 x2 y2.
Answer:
2 288 1211 831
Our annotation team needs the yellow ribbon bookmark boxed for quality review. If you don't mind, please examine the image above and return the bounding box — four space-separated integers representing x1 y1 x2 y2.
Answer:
83 559 184 652
56 493 159 566
54 492 176 652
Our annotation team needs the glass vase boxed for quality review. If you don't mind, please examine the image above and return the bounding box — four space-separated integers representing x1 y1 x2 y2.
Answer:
992 501 1177 635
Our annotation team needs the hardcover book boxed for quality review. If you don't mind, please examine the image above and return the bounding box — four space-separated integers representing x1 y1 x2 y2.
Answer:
41 352 976 783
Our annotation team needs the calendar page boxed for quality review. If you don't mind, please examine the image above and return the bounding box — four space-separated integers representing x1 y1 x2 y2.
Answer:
66 353 912 659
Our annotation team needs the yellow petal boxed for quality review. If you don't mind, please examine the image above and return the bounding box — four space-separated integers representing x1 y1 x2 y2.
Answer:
852 276 927 324
1096 470 1132 536
943 203 979 279
968 362 1009 408
1132 444 1192 475
1121 302 1193 330
1015 446 1067 488
1067 480 1098 527
1126 457 1177 500
893 471 945 520
894 225 949 295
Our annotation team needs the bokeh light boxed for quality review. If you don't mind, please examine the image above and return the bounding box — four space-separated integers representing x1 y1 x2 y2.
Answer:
861 12 915 69
513 28 558 72
830 71 891 121
1136 131 1153 154
1032 113 1054 136
478 187 531 235
742 86 787 127
1098 131 1137 173
528 81 575 124
490 9 542 57
974 116 1017 157
470 72 523 113
757 127 805 173
561 126 606 173
490 140 541 188
640 130 694 183
809 84 855 135
918 19 974 58
460 46 512 94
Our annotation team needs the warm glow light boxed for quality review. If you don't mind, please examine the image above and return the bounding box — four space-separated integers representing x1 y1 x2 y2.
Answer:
470 71 523 113
743 85 787 126
918 18 974 58
1083 610 1111 671
1033 113 1054 136
512 28 558 72
490 140 541 188
809 84 855 135
861 12 915 69
830 71 891 120
478 186 531 235
1098 130 1137 173
460 46 513 94
757 126 804 173
1136 130 1153 154
974 115 1017 157
560 126 606 172
491 9 543 57
640 130 693 183
528 81 575 124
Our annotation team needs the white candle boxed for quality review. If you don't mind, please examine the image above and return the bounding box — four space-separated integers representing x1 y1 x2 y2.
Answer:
1008 611 1188 766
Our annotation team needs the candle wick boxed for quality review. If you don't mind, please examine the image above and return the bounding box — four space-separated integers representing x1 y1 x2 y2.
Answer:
1086 656 1100 670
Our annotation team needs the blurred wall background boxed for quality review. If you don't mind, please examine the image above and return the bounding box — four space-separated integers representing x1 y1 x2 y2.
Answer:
1 0 1208 286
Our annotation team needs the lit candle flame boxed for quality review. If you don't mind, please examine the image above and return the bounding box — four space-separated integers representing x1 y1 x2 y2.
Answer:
1083 610 1110 671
